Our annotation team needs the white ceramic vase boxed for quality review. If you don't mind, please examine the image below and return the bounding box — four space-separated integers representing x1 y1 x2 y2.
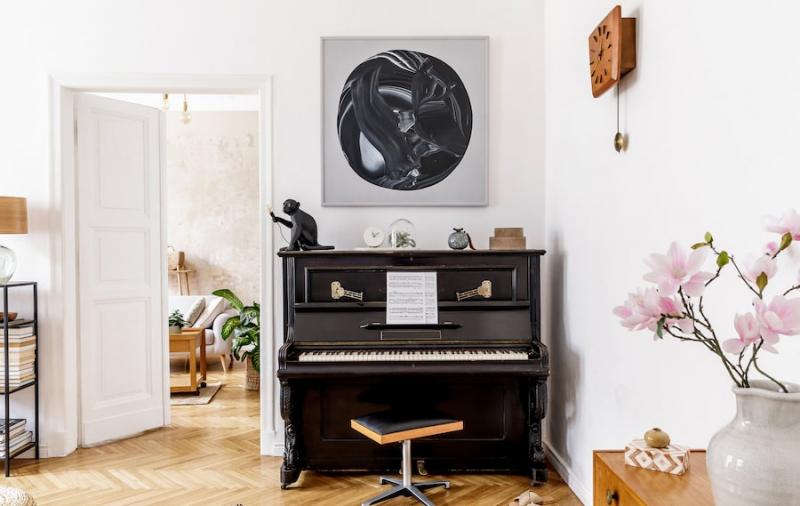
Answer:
707 379 800 505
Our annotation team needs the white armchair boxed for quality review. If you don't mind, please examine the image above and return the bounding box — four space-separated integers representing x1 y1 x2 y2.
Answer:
169 295 236 372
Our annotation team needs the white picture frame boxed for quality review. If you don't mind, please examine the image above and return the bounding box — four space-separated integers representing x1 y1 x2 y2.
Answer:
321 36 489 207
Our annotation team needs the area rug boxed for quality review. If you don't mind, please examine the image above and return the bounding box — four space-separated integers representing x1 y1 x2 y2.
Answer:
0 486 35 506
170 383 222 406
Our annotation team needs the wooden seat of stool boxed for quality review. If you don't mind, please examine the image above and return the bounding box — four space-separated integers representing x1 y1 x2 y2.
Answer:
351 412 463 444
351 411 464 506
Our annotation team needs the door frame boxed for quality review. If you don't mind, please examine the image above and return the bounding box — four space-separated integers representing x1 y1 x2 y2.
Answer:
48 73 276 456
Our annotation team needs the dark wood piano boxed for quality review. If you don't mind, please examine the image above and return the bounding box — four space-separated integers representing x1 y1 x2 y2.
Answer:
277 249 548 488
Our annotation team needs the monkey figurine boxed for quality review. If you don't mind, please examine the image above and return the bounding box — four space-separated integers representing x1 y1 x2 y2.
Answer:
270 199 334 251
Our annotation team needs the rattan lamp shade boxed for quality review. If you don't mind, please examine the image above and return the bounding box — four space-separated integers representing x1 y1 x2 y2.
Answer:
0 197 27 235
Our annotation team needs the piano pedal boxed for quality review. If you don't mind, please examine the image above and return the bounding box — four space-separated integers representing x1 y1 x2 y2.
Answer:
416 460 429 476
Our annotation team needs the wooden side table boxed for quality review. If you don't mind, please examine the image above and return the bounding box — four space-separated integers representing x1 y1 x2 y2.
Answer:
169 327 206 394
594 450 713 505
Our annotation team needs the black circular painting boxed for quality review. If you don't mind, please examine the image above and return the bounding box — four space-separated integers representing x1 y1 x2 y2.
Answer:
337 50 472 191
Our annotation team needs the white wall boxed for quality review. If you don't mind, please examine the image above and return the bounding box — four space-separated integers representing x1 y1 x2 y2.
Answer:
0 0 545 458
545 1 800 502
165 111 260 303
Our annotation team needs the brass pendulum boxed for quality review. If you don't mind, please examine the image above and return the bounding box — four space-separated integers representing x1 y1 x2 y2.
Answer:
614 84 624 152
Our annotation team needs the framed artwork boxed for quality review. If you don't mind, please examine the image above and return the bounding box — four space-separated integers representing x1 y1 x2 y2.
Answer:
321 36 488 206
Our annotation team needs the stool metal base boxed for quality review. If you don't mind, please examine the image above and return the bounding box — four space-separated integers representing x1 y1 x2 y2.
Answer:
361 477 450 506
361 440 450 506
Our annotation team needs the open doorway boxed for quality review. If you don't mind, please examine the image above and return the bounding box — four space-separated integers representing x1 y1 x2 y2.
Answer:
51 75 274 454
87 90 262 431
147 96 260 411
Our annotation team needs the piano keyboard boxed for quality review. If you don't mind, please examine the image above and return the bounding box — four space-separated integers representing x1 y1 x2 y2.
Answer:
298 349 529 362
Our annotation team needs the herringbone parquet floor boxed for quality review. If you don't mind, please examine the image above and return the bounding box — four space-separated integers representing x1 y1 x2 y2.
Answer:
3 363 581 506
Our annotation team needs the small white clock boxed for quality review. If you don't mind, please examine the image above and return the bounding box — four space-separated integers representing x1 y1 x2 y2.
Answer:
363 226 385 248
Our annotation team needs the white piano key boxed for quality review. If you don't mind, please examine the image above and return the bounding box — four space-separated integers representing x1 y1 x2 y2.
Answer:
297 349 529 362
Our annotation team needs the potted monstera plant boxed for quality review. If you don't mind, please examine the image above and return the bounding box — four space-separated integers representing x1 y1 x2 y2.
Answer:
212 289 260 391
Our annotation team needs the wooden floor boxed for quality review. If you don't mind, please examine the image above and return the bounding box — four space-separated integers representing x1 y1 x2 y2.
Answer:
5 363 581 505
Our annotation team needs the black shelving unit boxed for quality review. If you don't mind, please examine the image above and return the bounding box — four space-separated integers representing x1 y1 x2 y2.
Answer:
1 281 39 476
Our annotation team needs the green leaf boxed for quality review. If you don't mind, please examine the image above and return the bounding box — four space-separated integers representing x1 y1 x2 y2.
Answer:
756 272 768 292
780 232 793 252
691 242 708 250
212 289 244 312
240 306 259 326
716 250 730 268
656 316 666 339
704 232 714 244
220 316 240 340
250 351 260 372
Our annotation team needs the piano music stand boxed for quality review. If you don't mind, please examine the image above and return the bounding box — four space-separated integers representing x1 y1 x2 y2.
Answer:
351 411 463 506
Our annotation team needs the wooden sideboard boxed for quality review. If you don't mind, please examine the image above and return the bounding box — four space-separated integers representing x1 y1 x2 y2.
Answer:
593 450 713 505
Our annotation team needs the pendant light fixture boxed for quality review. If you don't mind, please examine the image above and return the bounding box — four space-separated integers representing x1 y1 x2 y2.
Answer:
180 94 192 124
161 93 170 111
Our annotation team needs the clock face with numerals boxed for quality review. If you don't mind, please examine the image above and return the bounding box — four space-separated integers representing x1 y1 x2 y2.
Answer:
363 226 385 248
589 5 623 98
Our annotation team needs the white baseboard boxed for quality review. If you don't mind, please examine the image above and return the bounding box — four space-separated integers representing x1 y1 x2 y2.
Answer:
261 430 282 456
544 441 590 505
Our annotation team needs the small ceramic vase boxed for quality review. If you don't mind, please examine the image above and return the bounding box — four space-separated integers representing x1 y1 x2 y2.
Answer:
448 228 469 250
644 428 670 448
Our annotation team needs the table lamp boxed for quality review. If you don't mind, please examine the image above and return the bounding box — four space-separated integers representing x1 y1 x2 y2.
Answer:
0 197 28 284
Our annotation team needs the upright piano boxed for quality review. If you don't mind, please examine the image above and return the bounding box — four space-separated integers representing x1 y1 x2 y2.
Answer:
277 249 548 488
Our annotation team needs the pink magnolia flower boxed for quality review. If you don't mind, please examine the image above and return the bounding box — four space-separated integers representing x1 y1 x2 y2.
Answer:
765 241 780 256
722 313 761 354
743 255 778 283
753 295 800 350
763 209 800 240
643 242 714 296
613 288 683 337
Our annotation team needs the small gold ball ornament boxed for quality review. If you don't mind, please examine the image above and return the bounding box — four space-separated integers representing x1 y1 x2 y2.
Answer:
614 132 625 152
644 427 671 448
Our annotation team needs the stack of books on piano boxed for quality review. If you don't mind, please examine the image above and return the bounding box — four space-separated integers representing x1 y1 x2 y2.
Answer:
0 321 35 390
0 419 32 457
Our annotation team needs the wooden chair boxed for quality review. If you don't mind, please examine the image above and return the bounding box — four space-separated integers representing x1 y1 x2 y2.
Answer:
351 411 463 506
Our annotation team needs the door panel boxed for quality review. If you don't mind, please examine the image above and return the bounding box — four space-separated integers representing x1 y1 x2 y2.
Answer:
76 94 165 446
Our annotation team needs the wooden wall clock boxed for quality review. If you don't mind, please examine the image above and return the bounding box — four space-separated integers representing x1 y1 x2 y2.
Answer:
589 5 636 98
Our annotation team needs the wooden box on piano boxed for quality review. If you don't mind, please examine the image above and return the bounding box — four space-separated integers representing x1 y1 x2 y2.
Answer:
276 249 549 488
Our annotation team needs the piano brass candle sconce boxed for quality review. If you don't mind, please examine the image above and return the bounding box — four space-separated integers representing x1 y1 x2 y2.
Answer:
588 5 636 152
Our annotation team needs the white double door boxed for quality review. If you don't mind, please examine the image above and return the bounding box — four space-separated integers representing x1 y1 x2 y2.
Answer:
75 94 167 445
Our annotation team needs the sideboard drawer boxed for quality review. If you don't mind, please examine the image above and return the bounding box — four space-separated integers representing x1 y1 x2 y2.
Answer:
593 450 714 505
594 452 645 506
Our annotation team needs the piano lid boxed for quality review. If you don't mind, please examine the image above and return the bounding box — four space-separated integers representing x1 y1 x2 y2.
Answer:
278 249 546 258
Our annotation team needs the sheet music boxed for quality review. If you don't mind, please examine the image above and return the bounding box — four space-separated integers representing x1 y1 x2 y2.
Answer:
386 272 438 324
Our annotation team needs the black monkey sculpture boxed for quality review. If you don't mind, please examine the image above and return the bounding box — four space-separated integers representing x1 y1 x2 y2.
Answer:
270 199 334 251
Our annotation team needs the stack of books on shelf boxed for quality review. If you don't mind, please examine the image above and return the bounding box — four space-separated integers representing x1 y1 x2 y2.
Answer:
0 419 32 457
0 320 35 390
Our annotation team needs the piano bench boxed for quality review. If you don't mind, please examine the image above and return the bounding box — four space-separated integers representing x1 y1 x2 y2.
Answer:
351 411 463 506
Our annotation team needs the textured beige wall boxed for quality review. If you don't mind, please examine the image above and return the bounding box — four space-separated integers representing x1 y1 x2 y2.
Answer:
166 111 259 304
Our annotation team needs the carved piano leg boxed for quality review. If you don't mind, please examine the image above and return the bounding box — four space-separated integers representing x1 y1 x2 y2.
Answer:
529 378 548 486
280 380 302 489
